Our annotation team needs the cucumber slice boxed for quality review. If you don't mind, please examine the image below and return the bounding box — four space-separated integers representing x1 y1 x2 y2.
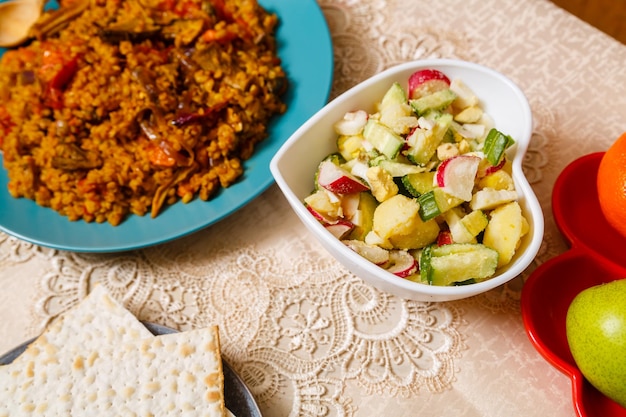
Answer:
417 191 440 221
402 171 435 197
394 177 413 198
429 243 499 286
380 82 407 110
484 128 515 166
419 245 434 285
409 89 457 116
324 152 345 164
417 188 463 221
431 242 485 256
362 119 404 159
379 82 417 134
377 159 427 177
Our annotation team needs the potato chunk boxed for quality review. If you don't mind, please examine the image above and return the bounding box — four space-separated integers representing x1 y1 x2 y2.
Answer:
483 201 529 267
372 194 440 249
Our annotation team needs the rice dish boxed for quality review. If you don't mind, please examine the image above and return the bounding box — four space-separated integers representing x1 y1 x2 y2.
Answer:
0 0 287 225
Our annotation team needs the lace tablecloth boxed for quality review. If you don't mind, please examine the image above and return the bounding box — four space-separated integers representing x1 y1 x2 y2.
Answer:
2 0 626 416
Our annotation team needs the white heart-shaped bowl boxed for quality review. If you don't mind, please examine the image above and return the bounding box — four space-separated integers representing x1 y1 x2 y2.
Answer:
270 59 544 302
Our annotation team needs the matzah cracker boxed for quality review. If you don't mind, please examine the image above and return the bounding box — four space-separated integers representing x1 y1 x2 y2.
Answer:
0 326 225 416
10 285 152 367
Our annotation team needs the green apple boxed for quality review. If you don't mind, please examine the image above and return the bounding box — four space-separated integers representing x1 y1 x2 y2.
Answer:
566 279 626 408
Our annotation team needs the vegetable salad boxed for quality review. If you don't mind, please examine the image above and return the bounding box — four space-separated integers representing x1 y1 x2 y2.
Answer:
303 68 529 286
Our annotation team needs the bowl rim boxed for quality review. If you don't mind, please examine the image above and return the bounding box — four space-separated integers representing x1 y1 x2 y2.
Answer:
270 58 544 300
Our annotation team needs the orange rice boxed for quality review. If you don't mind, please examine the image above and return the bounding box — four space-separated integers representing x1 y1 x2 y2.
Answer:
0 0 287 225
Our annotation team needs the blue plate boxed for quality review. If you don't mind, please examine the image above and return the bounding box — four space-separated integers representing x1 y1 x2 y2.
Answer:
0 0 333 252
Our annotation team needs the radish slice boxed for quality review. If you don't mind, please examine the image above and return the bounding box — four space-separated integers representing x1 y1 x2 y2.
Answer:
344 240 390 265
341 192 361 219
436 230 454 246
334 110 369 136
385 250 418 278
479 157 506 177
435 155 481 201
408 69 451 99
325 220 354 239
306 205 338 225
318 160 370 194
306 204 326 222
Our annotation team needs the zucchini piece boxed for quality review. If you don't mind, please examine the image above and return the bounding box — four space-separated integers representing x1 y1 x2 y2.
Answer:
409 89 457 116
324 152 345 164
417 191 440 221
379 83 418 134
394 177 413 198
431 242 482 256
417 188 464 221
362 119 404 159
377 159 427 177
380 82 408 110
367 153 386 167
419 244 434 285
429 243 499 286
484 128 515 166
401 171 435 197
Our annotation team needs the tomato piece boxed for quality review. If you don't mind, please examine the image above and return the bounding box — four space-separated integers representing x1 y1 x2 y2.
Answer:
147 142 177 168
43 57 79 110
38 42 81 110
39 45 66 81
201 26 238 44
49 58 78 89
436 230 454 246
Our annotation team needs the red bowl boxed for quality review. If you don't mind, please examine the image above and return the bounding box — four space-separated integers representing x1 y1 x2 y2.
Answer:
521 152 626 417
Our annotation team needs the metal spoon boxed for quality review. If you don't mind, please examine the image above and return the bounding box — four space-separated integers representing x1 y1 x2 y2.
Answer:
0 0 45 48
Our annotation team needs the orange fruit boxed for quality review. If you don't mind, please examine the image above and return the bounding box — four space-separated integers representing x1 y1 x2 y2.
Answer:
597 132 626 239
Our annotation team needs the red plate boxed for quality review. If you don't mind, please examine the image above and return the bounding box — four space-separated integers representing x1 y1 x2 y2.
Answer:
521 152 626 417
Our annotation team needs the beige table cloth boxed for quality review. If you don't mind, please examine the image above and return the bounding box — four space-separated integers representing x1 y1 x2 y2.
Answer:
2 0 626 416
